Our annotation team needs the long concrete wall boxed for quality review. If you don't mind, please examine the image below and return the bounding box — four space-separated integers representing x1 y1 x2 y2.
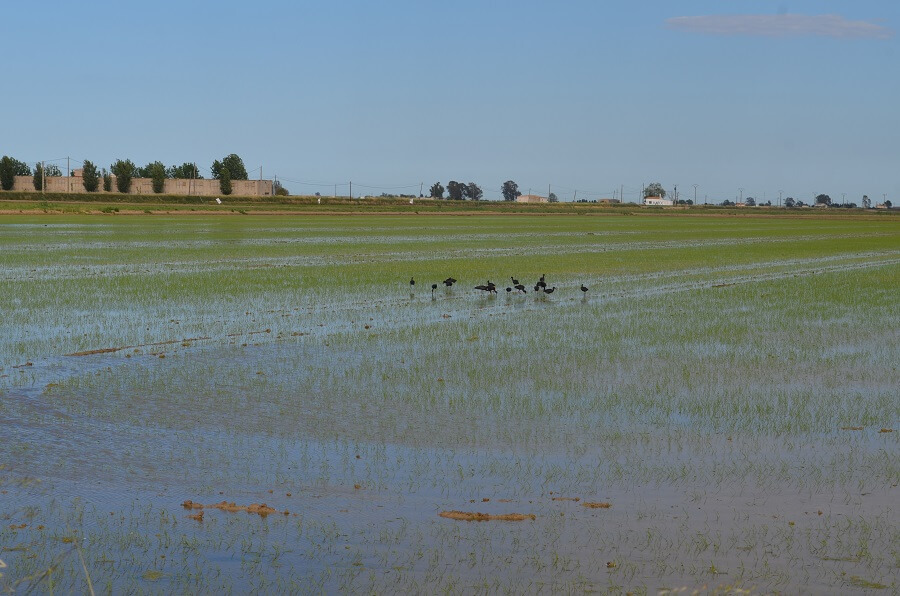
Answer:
7 175 273 197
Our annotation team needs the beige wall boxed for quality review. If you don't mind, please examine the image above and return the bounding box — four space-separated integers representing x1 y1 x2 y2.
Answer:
8 175 273 196
516 194 547 203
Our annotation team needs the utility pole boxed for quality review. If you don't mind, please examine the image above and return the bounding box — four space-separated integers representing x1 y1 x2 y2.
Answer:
779 190 783 207
620 184 623 203
574 190 577 202
692 184 698 205
67 157 70 193
349 181 352 199
674 185 677 204
419 182 423 197
334 184 336 198
548 184 551 200
41 161 45 194
842 193 846 205
739 187 744 203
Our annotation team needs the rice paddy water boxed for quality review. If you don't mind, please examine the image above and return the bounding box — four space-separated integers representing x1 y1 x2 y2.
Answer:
1 213 898 593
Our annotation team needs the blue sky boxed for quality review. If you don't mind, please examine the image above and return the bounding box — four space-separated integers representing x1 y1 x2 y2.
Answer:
3 0 897 203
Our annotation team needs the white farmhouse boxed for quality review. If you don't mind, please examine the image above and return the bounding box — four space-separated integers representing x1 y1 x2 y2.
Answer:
643 195 673 206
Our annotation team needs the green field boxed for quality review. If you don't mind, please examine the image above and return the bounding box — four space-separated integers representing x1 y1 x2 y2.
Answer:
1 213 897 593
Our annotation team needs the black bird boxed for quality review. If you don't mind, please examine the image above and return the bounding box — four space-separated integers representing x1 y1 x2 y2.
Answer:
514 284 526 293
443 277 457 286
543 286 556 295
534 284 541 292
506 287 512 293
410 277 415 287
474 284 492 293
486 281 497 293
580 284 588 293
432 283 438 296
539 273 546 283
511 276 520 285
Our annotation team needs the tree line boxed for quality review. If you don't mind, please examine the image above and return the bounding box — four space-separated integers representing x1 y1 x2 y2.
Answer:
428 181 483 201
0 153 249 195
426 180 530 201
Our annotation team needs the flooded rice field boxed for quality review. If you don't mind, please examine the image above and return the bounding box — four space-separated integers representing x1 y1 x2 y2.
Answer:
1 214 898 593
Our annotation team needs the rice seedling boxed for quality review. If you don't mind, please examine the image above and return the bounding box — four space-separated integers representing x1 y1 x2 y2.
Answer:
0 213 896 592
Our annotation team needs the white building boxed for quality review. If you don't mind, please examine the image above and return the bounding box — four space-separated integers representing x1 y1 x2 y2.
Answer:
643 196 673 206
516 194 548 203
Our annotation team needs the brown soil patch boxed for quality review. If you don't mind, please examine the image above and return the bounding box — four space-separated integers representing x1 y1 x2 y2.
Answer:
551 497 580 502
840 426 864 431
67 336 210 357
439 510 535 522
879 428 894 433
582 502 612 509
181 499 279 517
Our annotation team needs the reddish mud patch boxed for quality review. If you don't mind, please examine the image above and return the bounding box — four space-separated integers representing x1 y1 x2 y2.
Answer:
439 510 535 522
181 500 279 517
582 502 612 509
879 428 893 433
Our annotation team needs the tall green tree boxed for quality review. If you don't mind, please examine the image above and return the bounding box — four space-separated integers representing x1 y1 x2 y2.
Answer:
501 180 519 202
219 167 232 195
138 161 167 179
33 162 45 190
102 168 112 192
167 162 202 179
429 182 444 199
548 192 558 203
643 182 666 198
815 194 832 206
82 160 100 192
211 154 248 181
110 159 137 193
0 156 31 190
45 164 62 177
447 180 463 201
465 182 483 201
273 180 289 196
146 162 166 193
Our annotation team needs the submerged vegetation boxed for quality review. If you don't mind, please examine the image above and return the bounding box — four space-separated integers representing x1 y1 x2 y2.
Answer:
1 214 897 593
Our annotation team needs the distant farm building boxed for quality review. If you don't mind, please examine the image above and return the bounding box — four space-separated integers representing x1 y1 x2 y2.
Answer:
643 196 673 206
9 171 273 196
598 198 620 205
516 194 548 203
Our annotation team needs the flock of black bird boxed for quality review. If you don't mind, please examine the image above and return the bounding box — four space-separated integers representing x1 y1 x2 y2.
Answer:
409 275 588 297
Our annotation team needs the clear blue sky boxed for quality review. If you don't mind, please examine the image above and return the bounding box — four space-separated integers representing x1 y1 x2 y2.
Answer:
3 0 897 203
